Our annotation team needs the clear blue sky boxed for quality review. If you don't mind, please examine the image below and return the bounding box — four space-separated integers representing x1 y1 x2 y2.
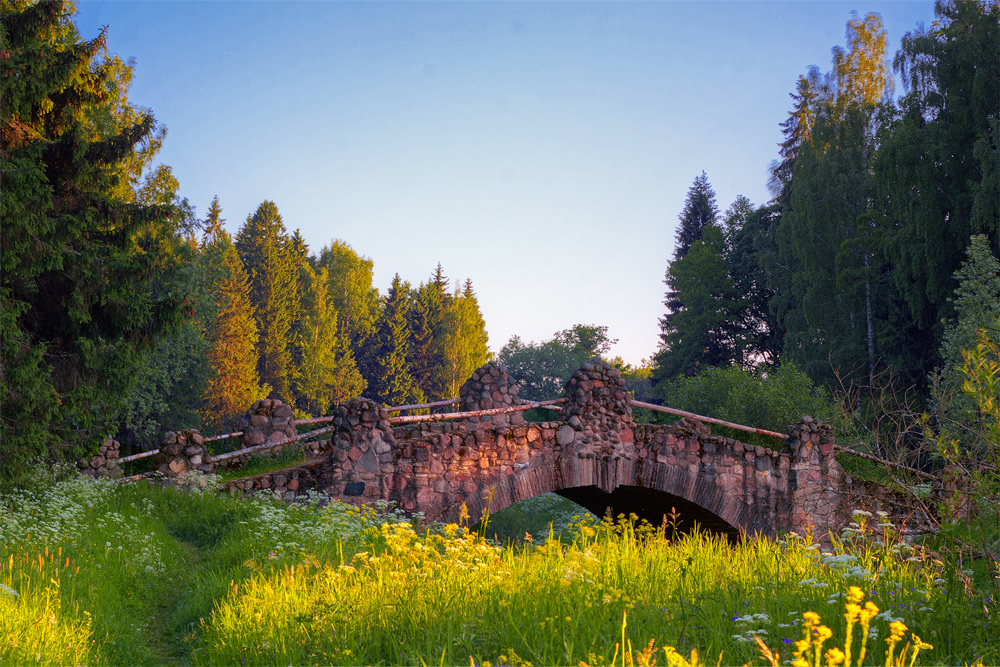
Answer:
74 0 938 365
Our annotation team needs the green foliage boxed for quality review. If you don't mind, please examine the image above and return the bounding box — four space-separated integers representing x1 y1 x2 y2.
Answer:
235 201 300 402
440 279 490 399
477 492 595 545
931 235 1000 446
878 0 1000 344
655 225 743 382
293 265 366 415
409 265 450 401
316 240 380 349
5 473 996 664
1 0 186 477
657 363 836 442
366 274 424 406
201 234 268 432
672 171 719 262
499 324 616 401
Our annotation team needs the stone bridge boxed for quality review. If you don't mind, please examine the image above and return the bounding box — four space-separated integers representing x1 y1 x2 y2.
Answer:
217 360 844 539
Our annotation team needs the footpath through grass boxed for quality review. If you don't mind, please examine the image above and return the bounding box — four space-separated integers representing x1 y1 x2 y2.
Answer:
2 471 997 665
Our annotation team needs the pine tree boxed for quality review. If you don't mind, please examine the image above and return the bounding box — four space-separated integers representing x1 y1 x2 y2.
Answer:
1 0 185 473
235 201 299 401
201 234 266 431
368 275 424 406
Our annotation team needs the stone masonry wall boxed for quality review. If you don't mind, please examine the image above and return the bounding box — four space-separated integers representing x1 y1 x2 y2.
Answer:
77 437 123 479
156 429 213 478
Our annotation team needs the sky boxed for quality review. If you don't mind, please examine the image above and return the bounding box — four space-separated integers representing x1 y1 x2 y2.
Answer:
73 0 940 366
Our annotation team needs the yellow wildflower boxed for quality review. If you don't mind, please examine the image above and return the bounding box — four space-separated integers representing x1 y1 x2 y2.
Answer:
846 586 865 605
824 647 845 667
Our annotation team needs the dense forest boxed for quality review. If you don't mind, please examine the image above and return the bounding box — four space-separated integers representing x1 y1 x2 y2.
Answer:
650 3 999 426
2 0 998 482
0 0 491 478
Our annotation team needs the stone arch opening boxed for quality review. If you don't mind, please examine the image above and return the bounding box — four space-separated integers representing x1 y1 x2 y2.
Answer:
556 485 742 543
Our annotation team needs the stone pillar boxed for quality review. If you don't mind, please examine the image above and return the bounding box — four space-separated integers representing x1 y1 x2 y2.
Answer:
786 417 842 537
77 437 123 479
238 399 297 449
559 359 634 456
329 398 396 498
156 428 214 479
460 362 523 426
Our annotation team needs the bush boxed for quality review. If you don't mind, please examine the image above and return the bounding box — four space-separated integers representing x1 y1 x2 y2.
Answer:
656 362 837 443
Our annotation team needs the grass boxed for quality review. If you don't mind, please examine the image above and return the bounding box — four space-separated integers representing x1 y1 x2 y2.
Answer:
1 472 996 666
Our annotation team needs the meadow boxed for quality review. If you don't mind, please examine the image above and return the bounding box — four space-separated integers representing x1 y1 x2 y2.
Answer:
1 470 996 666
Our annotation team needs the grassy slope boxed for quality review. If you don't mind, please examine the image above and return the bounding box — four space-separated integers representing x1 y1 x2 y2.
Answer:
1 474 996 665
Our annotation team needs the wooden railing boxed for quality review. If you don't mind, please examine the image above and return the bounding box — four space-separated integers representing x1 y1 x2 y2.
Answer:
114 393 933 484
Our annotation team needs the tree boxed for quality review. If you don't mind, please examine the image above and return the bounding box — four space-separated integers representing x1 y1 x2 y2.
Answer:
200 233 267 431
931 235 1000 444
440 280 490 398
498 324 616 401
673 172 719 261
316 240 379 347
876 0 1000 385
409 264 450 400
1 0 185 474
366 275 424 406
235 201 299 401
725 201 784 367
664 173 720 322
202 195 226 245
654 225 743 382
293 265 366 415
773 12 894 387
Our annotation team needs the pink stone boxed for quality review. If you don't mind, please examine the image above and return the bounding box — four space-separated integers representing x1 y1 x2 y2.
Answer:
348 447 362 462
462 481 478 495
620 428 634 444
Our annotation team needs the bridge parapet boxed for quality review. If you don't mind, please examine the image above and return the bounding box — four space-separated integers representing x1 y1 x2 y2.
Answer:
559 359 635 458
786 417 842 535
459 362 523 426
325 398 395 500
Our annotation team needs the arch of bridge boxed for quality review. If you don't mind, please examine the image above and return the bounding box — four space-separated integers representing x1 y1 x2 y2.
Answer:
317 360 843 539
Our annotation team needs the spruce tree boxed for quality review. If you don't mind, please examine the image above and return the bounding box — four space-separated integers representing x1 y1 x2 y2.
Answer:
368 275 423 406
409 264 450 400
293 265 365 415
235 201 299 401
1 0 185 473
673 172 719 261
202 195 226 245
201 234 266 431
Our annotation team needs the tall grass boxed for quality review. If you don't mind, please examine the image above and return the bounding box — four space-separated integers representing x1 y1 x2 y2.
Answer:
1 473 994 665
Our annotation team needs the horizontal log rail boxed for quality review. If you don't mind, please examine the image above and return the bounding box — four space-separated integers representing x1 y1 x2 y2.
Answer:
118 449 160 464
386 398 460 413
628 399 790 440
208 425 336 464
295 415 335 426
203 431 243 443
388 399 567 425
